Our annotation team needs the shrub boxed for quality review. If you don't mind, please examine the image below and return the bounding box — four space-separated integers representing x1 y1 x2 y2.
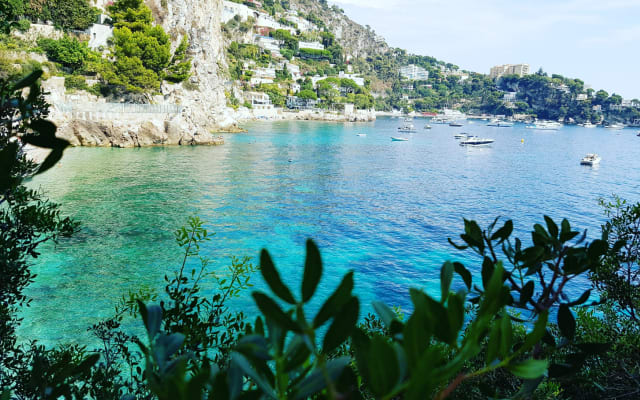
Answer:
64 74 89 91
38 36 91 70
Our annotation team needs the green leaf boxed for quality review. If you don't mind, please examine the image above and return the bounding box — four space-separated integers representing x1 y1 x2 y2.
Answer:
252 292 299 332
507 359 549 379
27 119 57 139
323 296 359 353
301 239 322 302
10 69 43 90
231 352 276 399
313 271 354 328
544 216 558 239
567 290 591 307
520 281 534 305
372 301 397 329
403 311 431 368
519 311 548 354
137 300 162 338
440 261 454 302
283 336 311 373
292 357 350 400
558 304 576 339
491 219 513 242
367 336 400 397
481 257 495 290
453 262 472 290
259 250 296 304
37 147 67 175
588 239 607 260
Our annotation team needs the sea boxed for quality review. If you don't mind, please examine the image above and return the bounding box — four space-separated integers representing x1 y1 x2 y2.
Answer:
19 117 640 346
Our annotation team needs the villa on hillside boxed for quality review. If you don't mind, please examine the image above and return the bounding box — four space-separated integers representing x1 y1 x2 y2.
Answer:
246 92 273 110
299 41 325 51
338 71 365 86
286 95 319 110
489 63 530 79
399 64 429 81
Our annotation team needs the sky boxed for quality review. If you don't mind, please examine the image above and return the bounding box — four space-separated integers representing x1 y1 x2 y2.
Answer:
331 0 640 99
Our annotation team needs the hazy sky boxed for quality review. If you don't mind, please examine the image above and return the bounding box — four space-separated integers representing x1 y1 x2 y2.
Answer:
331 0 640 99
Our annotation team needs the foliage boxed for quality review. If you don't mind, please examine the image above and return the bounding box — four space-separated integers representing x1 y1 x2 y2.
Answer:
98 0 190 92
257 83 286 107
594 196 640 322
22 0 100 31
298 88 317 100
299 47 332 61
0 69 80 397
37 36 92 70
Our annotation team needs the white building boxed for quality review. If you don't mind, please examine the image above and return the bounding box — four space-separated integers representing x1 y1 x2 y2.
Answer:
222 1 256 23
503 92 517 102
284 14 317 32
576 93 588 101
282 61 301 80
299 41 325 51
310 75 328 88
489 64 530 79
245 92 274 110
290 82 301 93
249 67 276 86
86 23 112 50
256 12 296 34
399 64 429 81
338 71 365 87
255 36 282 53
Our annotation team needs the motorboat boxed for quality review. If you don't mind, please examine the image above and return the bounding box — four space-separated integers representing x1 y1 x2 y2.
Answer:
454 133 469 139
431 117 448 124
356 133 366 137
404 117 414 123
526 121 562 130
449 122 463 127
460 137 494 146
580 153 601 166
424 124 432 129
391 137 409 141
398 123 416 132
487 119 513 127
637 131 640 137
579 122 597 128
605 123 625 130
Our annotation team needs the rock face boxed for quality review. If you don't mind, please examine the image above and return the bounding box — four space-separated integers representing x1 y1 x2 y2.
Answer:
56 119 224 148
49 0 238 147
151 0 237 132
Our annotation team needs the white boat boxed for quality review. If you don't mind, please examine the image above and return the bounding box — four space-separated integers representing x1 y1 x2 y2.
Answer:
579 122 597 128
356 133 366 137
424 124 432 129
527 121 562 130
460 137 495 146
454 133 469 139
487 119 513 127
605 123 625 130
580 153 601 166
431 117 448 124
391 137 409 141
449 122 464 127
441 109 467 121
398 123 416 132
404 117 414 123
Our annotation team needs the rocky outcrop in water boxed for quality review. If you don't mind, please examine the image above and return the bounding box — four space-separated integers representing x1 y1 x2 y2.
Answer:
56 119 224 148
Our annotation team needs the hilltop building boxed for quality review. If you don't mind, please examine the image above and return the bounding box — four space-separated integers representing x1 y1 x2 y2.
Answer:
399 64 429 81
489 64 530 79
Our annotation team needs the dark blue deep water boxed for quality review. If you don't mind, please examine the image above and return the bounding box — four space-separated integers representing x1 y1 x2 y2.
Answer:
20 117 640 345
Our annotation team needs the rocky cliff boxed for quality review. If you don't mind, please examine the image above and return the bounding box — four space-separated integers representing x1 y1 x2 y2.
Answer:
54 0 237 147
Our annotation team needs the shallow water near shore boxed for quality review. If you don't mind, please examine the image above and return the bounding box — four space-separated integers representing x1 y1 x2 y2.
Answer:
20 117 640 346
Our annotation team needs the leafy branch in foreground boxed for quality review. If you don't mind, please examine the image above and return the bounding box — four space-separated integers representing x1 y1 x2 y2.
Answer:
133 215 609 399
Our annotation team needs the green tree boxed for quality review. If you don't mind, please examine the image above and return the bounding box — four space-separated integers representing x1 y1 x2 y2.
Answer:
298 88 317 100
37 36 92 70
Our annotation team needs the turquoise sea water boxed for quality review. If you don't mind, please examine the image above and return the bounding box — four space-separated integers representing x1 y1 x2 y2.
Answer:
20 117 640 346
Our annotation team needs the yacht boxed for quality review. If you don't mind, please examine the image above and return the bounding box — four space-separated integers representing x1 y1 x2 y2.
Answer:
454 133 469 139
356 133 366 137
424 124 432 129
579 122 597 128
460 137 495 146
487 119 513 127
431 117 448 124
449 122 464 127
441 109 467 121
605 123 625 130
391 137 409 141
580 154 601 166
527 121 562 130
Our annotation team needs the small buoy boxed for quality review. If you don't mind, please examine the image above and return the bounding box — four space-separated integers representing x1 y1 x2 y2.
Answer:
521 138 524 143
288 159 292 162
